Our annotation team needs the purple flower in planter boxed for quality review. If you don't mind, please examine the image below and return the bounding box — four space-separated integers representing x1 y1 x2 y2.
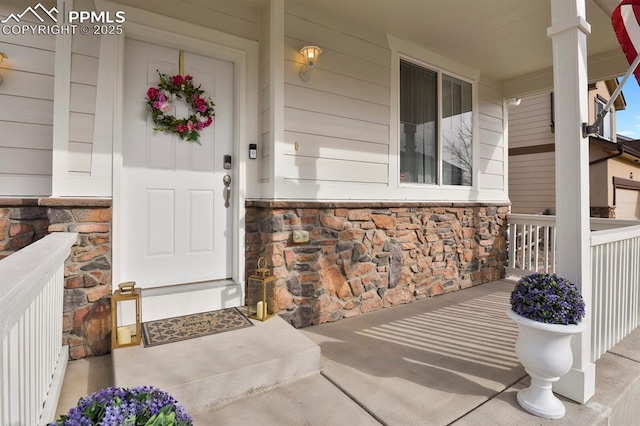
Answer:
510 272 585 325
51 385 192 425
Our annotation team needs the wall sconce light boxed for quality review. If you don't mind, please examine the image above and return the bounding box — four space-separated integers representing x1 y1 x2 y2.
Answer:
299 45 322 82
0 53 6 85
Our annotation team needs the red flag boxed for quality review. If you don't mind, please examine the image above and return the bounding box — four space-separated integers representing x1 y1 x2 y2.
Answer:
612 0 640 84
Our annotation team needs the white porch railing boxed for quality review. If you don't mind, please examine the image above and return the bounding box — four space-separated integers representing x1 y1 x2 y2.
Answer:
506 214 640 276
590 224 640 361
506 214 557 276
506 214 640 363
0 233 77 426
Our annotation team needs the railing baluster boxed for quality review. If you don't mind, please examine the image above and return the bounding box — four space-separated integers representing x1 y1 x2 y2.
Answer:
608 244 614 353
520 224 526 269
622 240 629 340
526 224 533 271
17 318 24 422
543 226 549 272
524 225 529 271
1 338 7 425
594 245 602 359
634 238 640 328
508 222 516 269
27 304 35 425
551 226 556 273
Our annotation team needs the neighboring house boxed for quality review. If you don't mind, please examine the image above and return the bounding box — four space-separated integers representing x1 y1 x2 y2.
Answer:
0 0 630 370
590 135 640 219
509 81 640 219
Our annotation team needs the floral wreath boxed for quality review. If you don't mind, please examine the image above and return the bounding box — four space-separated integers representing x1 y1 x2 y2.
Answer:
145 71 215 143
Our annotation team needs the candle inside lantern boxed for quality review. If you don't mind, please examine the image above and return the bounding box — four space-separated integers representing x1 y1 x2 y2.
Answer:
256 301 267 320
117 326 132 344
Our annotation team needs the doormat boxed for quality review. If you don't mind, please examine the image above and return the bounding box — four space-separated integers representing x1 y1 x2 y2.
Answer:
142 307 253 347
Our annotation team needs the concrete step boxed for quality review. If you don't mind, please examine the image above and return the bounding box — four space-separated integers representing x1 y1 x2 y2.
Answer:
112 314 320 415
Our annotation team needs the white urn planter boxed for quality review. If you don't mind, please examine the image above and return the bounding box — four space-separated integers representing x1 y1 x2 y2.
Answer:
506 309 586 420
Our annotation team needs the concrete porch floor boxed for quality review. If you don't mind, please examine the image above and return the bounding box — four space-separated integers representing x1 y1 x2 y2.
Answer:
56 279 640 425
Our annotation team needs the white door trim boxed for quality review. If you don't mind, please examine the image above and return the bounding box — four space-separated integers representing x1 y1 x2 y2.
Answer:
98 1 259 292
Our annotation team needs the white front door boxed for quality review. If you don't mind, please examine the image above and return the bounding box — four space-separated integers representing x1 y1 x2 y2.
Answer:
121 39 234 288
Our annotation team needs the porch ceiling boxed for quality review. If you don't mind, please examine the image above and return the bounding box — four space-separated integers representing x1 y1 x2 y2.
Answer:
288 0 625 84
130 0 628 95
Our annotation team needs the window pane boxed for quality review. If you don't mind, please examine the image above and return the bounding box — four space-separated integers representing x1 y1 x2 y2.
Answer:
595 100 604 137
442 74 473 186
595 98 611 139
400 60 437 184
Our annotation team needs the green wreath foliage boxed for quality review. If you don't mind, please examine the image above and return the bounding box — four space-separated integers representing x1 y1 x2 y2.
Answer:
145 72 215 143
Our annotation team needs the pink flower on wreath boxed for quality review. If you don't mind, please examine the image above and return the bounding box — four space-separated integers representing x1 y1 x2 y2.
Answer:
152 93 166 108
196 121 205 131
152 93 171 113
146 87 159 100
172 74 184 86
156 101 171 113
187 120 195 133
205 116 213 127
175 124 187 133
184 75 193 81
193 97 208 113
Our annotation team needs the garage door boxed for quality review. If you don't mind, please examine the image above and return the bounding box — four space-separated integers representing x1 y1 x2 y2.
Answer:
616 188 640 219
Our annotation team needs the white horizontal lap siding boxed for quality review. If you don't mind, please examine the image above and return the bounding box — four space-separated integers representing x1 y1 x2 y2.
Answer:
70 83 97 112
508 93 553 149
0 147 52 175
67 31 99 175
0 13 55 196
284 132 387 164
115 0 260 41
478 79 505 192
508 151 556 214
508 93 555 213
283 131 387 184
282 1 390 197
68 113 94 173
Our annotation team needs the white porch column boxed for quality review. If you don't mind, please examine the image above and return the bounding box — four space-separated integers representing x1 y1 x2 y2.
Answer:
547 0 595 403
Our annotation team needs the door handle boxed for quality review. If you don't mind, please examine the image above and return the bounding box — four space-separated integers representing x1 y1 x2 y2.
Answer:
223 174 231 208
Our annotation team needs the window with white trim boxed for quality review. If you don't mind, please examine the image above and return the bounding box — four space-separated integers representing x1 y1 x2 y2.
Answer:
595 97 612 140
400 59 473 186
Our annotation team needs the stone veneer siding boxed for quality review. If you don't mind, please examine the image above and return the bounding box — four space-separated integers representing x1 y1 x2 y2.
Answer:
246 201 509 328
590 206 615 219
0 201 49 259
0 198 112 360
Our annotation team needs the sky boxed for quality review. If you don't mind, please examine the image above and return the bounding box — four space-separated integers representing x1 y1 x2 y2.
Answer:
616 76 640 140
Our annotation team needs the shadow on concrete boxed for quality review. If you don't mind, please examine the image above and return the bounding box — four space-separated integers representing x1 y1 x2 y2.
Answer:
301 280 527 425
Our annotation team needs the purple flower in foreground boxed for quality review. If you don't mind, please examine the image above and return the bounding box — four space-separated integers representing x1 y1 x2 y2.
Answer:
510 272 585 325
51 386 192 425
